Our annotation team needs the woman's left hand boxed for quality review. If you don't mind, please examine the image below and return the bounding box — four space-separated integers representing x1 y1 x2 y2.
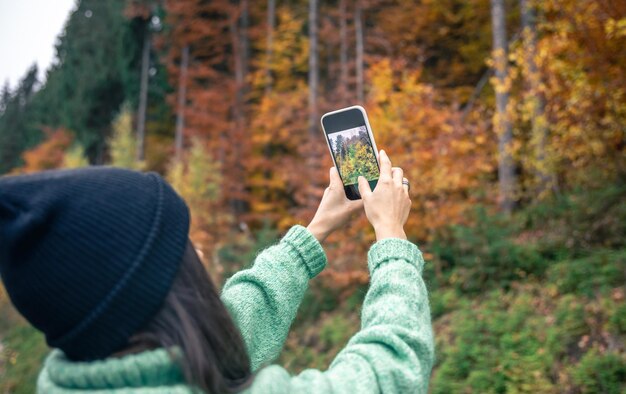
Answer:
307 167 364 243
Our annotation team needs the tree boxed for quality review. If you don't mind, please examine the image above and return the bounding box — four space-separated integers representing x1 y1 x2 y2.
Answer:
167 137 227 273
339 0 349 102
335 134 345 160
136 14 152 161
355 0 365 104
0 81 10 114
308 0 319 137
229 0 250 218
264 0 276 94
520 0 552 196
0 65 40 173
109 103 145 170
18 128 72 174
174 46 189 161
63 144 90 169
306 0 322 211
490 0 516 214
44 0 139 161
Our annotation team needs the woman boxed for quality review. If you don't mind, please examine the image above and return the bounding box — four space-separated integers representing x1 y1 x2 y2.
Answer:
0 150 434 393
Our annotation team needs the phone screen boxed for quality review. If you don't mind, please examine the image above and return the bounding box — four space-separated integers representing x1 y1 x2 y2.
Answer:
328 125 379 186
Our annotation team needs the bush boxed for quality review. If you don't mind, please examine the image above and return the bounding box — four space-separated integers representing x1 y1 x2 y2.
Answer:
432 207 544 293
609 303 626 334
546 250 626 297
521 184 626 253
571 350 626 394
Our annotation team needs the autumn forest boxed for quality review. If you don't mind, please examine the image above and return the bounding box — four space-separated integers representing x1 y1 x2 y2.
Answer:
0 0 625 392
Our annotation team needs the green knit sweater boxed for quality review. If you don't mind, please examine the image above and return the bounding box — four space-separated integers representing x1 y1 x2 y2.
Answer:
37 225 434 393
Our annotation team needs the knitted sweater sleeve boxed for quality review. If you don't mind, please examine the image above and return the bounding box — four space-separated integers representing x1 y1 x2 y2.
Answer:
220 225 327 372
249 237 435 394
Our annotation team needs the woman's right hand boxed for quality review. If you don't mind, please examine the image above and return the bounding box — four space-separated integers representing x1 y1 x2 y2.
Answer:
357 150 411 241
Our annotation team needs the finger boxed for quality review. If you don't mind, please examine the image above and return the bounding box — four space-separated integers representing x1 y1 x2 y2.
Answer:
392 167 404 187
402 177 410 195
378 150 392 180
357 176 372 198
329 167 342 189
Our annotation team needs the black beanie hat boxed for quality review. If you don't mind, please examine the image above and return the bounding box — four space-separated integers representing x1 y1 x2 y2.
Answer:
0 167 190 361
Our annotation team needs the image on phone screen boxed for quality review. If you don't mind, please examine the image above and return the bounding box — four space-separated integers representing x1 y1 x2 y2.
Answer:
328 125 379 186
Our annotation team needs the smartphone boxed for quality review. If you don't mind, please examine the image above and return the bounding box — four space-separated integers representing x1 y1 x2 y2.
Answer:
321 105 380 200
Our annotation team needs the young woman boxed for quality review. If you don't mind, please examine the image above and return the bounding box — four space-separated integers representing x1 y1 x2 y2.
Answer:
0 150 434 393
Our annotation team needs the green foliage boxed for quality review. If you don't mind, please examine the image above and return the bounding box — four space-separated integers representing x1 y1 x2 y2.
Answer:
609 303 626 334
432 207 544 293
218 220 279 279
571 350 626 394
521 184 626 254
430 238 626 393
36 0 140 157
109 104 144 170
332 131 378 185
0 65 41 173
546 250 626 297
279 294 359 372
0 0 156 173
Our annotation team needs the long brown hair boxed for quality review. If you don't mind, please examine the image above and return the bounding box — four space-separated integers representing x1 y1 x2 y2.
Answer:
120 240 253 393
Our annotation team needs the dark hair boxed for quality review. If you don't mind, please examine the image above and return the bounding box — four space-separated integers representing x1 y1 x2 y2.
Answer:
118 240 253 393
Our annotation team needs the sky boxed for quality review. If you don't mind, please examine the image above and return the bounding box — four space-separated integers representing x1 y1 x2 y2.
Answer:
0 0 76 90
328 125 368 143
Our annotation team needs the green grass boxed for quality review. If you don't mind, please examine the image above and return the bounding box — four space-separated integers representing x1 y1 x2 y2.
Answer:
0 312 49 394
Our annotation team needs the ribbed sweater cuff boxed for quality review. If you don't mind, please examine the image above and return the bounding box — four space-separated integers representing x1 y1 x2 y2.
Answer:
367 238 424 274
281 225 327 278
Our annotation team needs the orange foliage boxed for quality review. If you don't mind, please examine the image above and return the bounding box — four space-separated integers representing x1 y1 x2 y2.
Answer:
18 128 73 174
153 0 625 288
367 59 495 241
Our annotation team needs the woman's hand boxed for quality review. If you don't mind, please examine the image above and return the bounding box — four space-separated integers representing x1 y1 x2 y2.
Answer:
307 167 364 243
358 150 411 241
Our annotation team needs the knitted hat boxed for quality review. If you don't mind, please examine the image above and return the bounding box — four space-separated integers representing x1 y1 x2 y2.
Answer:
0 167 190 361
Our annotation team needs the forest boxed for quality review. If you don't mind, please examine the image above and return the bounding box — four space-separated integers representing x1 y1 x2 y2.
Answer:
330 127 379 185
0 0 625 392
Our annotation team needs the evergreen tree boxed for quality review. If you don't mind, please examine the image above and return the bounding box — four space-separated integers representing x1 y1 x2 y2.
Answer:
0 65 40 173
0 0 153 173
0 81 11 114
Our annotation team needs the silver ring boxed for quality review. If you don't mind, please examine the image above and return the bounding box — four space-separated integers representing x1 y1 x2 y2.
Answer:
402 179 410 191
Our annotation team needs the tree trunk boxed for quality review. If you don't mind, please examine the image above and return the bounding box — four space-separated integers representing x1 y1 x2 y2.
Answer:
490 0 516 214
355 0 365 104
339 0 348 103
174 46 189 161
136 24 151 161
230 1 248 218
521 0 552 195
265 0 275 94
240 0 249 84
307 0 320 211
308 0 318 136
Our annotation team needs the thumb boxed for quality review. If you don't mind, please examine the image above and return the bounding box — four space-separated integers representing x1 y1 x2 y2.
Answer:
329 167 341 189
357 176 372 198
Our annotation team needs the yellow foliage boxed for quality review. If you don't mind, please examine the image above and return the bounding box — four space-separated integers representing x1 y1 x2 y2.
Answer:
62 144 89 169
109 104 145 171
167 138 229 271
